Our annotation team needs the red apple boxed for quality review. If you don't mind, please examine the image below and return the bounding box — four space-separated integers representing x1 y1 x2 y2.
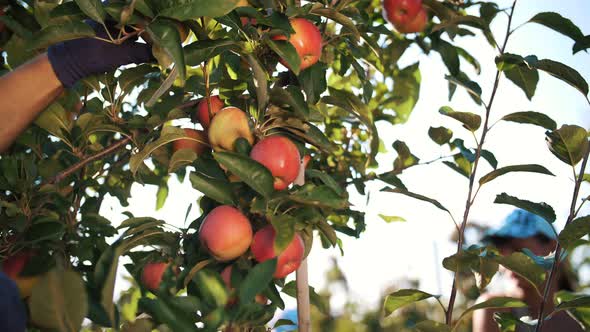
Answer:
383 0 423 27
173 128 209 155
208 107 254 152
250 225 304 278
141 262 175 291
2 251 40 298
250 136 301 190
396 7 427 33
196 95 224 130
272 18 323 71
199 205 253 261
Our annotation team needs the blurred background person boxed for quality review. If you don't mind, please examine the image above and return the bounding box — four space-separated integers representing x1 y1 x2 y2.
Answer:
472 209 582 331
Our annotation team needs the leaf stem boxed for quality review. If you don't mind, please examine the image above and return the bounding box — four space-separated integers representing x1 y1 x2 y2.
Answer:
445 0 518 326
535 144 590 332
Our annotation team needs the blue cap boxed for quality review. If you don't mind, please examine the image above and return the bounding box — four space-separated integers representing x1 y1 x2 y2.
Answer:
484 209 557 241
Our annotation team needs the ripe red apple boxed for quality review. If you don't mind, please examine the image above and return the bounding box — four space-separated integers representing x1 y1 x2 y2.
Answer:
396 7 427 33
250 136 301 190
250 225 304 279
199 205 253 261
383 0 423 27
2 251 40 298
173 128 209 155
272 18 323 71
141 262 175 291
196 95 224 130
208 107 254 152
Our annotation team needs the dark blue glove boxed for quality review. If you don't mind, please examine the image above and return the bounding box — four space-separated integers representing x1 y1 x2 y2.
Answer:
48 22 153 88
0 272 27 332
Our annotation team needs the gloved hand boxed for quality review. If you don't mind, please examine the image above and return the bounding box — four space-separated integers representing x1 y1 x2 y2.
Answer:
48 21 153 88
0 272 27 332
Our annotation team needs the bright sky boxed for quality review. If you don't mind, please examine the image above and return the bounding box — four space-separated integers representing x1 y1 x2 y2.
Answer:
100 0 590 320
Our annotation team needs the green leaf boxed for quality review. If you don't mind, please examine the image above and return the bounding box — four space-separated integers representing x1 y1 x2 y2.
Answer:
299 63 327 104
35 103 72 143
528 12 584 42
383 289 435 316
428 126 453 145
559 216 590 250
533 59 589 98
310 7 359 41
501 111 557 130
266 38 301 75
382 187 450 214
146 18 186 81
495 252 546 293
414 320 451 332
74 0 106 23
377 171 407 190
269 86 310 119
434 39 460 76
129 127 188 175
271 215 296 254
379 215 406 223
184 39 239 66
214 151 274 198
479 164 554 186
393 140 420 172
289 185 349 209
573 35 590 54
25 221 65 243
305 169 345 196
445 74 483 105
245 54 269 114
456 297 526 327
156 181 168 211
546 125 589 166
494 193 556 224
439 106 481 131
282 281 329 314
191 269 228 308
30 21 95 49
442 247 499 290
30 269 88 332
138 298 197 331
168 149 198 173
390 62 421 124
497 54 539 100
481 150 498 169
189 172 236 205
238 258 277 305
555 295 590 310
155 0 240 20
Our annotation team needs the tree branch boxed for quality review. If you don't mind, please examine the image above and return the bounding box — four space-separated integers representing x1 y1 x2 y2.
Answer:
446 0 518 325
48 137 132 184
535 145 590 332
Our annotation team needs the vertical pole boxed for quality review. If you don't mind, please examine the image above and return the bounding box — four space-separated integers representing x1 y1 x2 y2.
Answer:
296 258 311 332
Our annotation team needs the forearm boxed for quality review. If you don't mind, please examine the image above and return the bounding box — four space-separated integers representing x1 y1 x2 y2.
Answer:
0 54 63 152
472 308 500 332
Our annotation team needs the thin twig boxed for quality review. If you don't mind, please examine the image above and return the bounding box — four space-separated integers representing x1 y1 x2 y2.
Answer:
535 145 590 332
446 0 518 325
47 137 132 184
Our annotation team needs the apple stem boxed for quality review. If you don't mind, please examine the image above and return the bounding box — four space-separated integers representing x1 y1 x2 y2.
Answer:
296 258 311 332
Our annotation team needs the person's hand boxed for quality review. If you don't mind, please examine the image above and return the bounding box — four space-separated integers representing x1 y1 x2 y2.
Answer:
0 272 27 332
48 21 153 88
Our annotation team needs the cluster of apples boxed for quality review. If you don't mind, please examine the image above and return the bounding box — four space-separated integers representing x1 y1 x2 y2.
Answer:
383 0 428 33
